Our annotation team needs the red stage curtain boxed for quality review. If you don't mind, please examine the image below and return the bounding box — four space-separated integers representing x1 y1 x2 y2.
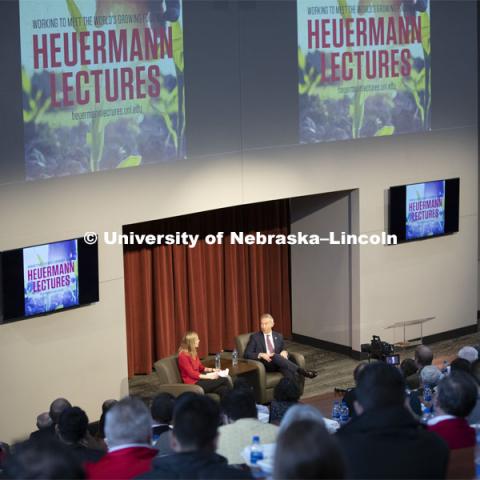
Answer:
123 200 291 376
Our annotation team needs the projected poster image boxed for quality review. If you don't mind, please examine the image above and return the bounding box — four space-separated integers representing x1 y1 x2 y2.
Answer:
23 239 79 316
297 0 431 144
19 0 185 180
406 180 445 240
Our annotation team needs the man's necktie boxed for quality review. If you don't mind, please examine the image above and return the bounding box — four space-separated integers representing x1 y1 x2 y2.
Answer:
266 335 274 355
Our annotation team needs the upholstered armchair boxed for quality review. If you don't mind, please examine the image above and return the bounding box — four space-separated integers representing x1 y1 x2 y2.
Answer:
153 354 220 401
235 332 306 404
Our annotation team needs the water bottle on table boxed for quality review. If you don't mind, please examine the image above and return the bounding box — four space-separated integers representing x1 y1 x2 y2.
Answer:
423 385 432 403
332 400 340 423
232 349 238 367
340 401 350 425
250 435 264 465
215 352 221 370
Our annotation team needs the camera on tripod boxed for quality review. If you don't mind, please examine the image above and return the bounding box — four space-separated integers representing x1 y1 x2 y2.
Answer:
361 335 399 365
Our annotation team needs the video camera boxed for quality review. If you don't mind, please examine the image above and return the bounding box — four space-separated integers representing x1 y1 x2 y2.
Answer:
361 335 399 364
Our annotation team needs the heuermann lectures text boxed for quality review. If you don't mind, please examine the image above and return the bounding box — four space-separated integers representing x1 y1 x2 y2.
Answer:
32 27 172 106
27 261 75 293
307 15 423 82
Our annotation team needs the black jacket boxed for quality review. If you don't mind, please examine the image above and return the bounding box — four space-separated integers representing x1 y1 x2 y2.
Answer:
336 405 449 479
29 424 56 442
138 451 252 479
244 331 284 359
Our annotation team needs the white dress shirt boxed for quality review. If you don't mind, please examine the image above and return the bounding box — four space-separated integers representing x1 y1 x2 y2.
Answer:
427 414 456 426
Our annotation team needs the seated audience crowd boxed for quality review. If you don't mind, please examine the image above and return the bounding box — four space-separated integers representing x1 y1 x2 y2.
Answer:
1 342 480 479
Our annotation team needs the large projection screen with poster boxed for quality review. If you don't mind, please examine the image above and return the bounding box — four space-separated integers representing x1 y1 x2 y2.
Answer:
297 0 431 144
19 0 185 180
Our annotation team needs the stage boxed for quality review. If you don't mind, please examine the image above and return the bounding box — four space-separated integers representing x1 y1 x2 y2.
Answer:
129 330 479 404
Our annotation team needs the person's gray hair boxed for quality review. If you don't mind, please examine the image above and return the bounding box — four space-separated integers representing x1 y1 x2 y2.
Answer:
279 404 324 435
105 397 152 448
458 346 479 364
420 365 443 387
36 412 52 429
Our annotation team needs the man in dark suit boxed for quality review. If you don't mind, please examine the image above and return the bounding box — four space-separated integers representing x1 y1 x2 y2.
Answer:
336 362 449 479
244 313 317 379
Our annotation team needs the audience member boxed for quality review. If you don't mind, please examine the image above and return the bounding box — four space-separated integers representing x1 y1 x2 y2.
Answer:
342 363 367 419
139 394 252 479
85 397 157 479
279 404 324 432
269 378 301 424
233 378 269 423
400 358 417 379
3 438 84 479
415 366 440 420
450 357 472 374
458 346 479 364
151 393 175 457
273 419 345 479
420 365 443 389
57 407 105 464
30 398 71 442
406 345 433 390
36 412 53 430
50 398 73 425
428 371 477 449
151 393 174 439
0 442 10 472
97 399 118 440
336 362 448 479
468 359 480 424
217 389 278 464
279 402 341 434
471 359 480 384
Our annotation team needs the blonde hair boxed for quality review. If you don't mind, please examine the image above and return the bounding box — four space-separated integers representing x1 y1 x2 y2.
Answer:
178 331 199 358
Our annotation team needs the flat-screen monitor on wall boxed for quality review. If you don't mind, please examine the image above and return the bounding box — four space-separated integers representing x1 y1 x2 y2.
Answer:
0 237 99 322
389 178 459 243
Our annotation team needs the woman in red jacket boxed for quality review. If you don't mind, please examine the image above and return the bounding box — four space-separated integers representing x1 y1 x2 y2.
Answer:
177 331 231 398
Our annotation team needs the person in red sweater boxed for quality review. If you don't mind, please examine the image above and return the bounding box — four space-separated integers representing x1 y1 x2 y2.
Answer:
85 397 157 479
428 371 477 449
178 331 231 398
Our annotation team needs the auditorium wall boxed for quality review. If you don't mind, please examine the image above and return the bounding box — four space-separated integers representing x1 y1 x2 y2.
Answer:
290 191 355 348
0 0 477 443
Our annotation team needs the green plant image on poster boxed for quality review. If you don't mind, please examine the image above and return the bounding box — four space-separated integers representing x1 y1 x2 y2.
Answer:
298 0 431 144
20 0 185 180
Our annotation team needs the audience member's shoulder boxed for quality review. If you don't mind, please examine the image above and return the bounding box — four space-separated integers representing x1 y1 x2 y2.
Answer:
29 425 55 441
204 464 253 479
421 423 450 451
138 452 253 480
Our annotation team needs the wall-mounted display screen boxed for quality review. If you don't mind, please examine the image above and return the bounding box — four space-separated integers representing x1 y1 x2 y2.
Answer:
1 237 99 322
19 0 185 180
297 0 431 144
23 239 79 316
389 178 459 243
